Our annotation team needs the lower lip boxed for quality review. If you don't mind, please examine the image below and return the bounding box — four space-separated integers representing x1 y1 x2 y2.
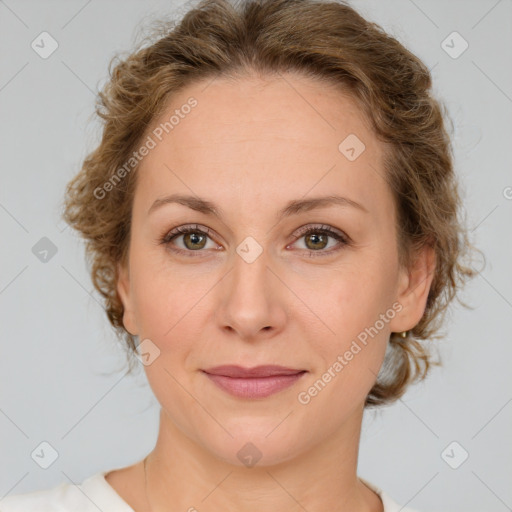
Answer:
203 371 306 399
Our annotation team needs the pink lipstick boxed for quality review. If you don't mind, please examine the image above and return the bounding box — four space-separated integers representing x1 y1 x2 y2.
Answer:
202 365 307 399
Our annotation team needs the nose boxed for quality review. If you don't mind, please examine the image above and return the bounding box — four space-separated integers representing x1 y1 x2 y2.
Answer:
214 244 288 342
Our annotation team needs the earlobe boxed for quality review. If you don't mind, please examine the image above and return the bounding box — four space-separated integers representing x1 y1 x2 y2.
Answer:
116 262 138 336
389 244 436 333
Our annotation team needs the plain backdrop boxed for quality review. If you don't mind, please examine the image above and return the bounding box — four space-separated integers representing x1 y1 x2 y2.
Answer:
1 1 511 511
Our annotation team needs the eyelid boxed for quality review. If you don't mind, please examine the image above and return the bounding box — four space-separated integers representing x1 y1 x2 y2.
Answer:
291 223 349 242
160 224 219 244
160 222 350 257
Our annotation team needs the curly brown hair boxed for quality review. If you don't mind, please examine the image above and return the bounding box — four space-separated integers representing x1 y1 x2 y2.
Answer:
62 0 483 407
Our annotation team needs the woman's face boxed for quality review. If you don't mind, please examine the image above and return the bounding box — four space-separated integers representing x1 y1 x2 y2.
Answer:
117 72 430 466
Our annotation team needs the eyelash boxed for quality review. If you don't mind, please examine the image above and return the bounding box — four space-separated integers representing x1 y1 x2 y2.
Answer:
159 223 350 258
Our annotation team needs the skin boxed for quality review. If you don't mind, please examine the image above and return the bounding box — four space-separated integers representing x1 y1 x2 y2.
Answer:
107 71 436 512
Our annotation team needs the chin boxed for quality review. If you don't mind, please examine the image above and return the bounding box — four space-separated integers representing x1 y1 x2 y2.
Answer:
196 415 313 469
214 435 303 469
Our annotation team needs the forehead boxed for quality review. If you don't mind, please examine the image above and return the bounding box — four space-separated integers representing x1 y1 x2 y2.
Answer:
135 72 390 216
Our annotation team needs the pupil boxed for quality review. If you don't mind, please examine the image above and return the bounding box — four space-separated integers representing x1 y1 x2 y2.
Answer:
185 233 205 249
307 233 327 250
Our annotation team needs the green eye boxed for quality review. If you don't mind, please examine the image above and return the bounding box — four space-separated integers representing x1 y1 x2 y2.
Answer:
291 224 349 257
160 223 350 258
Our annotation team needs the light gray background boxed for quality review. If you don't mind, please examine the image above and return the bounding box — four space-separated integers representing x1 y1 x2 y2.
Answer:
1 1 511 511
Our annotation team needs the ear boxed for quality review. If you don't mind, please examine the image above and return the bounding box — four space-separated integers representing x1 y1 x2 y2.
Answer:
388 243 436 333
116 261 139 336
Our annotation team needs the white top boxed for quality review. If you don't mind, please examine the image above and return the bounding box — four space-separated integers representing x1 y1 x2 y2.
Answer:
0 468 421 512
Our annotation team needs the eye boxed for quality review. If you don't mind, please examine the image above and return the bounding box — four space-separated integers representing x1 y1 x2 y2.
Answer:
289 224 350 257
159 223 350 258
159 224 221 256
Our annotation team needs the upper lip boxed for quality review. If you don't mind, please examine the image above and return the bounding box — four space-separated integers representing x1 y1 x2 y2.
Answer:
202 365 306 378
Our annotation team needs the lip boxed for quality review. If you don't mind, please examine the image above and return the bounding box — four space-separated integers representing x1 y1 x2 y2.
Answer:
202 365 307 399
203 365 305 378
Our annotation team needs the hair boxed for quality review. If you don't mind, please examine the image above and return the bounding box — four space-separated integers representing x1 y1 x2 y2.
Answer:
62 0 483 407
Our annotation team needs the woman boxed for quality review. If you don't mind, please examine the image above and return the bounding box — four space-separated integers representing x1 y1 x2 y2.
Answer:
1 0 479 510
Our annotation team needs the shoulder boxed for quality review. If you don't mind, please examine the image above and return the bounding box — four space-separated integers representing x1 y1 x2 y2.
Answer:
0 471 134 512
0 480 71 512
360 477 424 512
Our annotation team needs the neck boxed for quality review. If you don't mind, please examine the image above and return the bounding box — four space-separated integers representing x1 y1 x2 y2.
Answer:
143 405 382 512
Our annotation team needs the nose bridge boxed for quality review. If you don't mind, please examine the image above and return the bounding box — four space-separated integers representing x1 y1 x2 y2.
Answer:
215 235 287 337
230 236 273 304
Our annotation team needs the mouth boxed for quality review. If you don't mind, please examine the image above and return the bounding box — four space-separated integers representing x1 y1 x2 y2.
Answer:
201 365 307 399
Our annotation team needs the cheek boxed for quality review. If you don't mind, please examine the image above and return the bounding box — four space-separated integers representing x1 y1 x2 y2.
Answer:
129 253 216 343
302 252 396 382
131 273 173 338
300 278 392 420
312 256 396 339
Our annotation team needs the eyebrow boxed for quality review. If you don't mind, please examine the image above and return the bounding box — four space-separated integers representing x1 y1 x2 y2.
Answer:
147 193 368 219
